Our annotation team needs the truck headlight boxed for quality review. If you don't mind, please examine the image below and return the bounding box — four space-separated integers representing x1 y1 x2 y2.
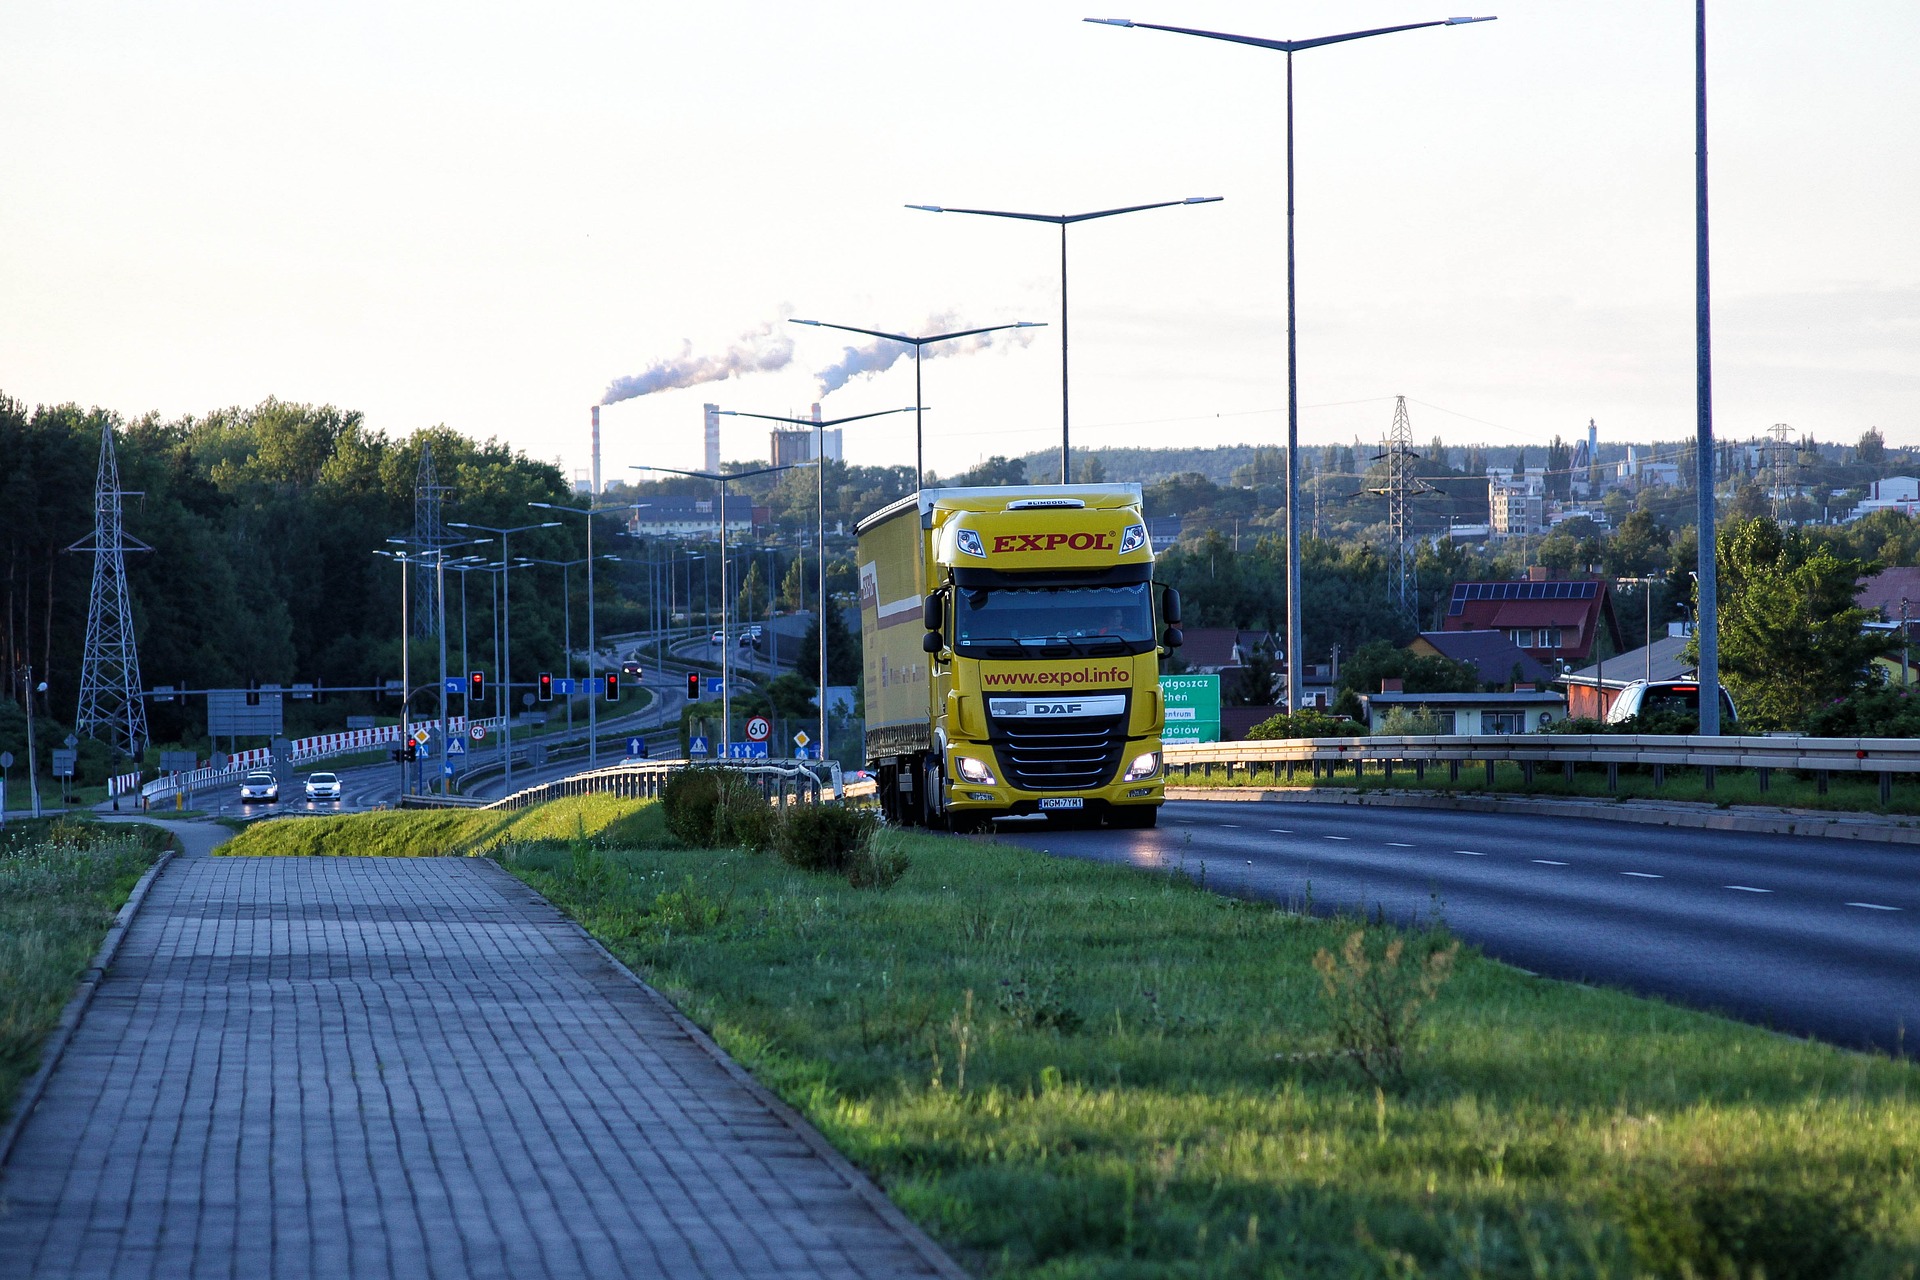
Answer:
1118 523 1147 554
957 529 986 558
955 755 997 785
1122 751 1159 782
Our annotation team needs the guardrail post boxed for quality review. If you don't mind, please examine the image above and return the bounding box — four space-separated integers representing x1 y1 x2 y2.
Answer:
1225 761 1236 781
1448 759 1459 784
1563 761 1574 785
1353 758 1363 782
1817 769 1828 796
1607 762 1618 793
1284 760 1294 783
1653 764 1665 789
1383 759 1394 784
1703 766 1716 793
1881 771 1892 806
1484 759 1494 787
1757 767 1770 794
1414 760 1425 782
1521 761 1534 785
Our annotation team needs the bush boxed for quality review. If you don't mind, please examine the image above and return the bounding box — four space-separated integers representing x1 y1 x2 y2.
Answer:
661 767 781 850
845 825 910 890
1615 1164 1870 1280
1246 708 1368 740
775 803 878 876
1803 682 1920 737
1312 928 1458 1090
713 784 780 852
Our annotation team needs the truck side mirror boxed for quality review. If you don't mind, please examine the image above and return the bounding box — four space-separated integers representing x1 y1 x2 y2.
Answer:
922 630 942 654
923 592 943 630
1161 587 1182 626
1163 626 1183 649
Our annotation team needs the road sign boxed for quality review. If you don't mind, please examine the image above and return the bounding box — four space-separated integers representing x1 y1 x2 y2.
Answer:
347 715 376 730
689 735 710 758
745 716 770 742
412 728 431 745
555 678 575 695
444 678 463 694
1159 674 1222 743
51 749 77 778
469 725 487 741
445 738 466 756
0 751 12 769
626 737 646 756
793 730 810 748
726 742 769 760
160 750 197 774
64 734 79 748
706 677 724 695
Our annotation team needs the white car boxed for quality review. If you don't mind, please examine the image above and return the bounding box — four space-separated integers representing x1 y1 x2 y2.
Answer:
710 630 726 645
304 772 342 801
238 771 280 804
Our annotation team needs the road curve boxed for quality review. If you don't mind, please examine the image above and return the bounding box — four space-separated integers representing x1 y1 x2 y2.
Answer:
995 798 1920 1056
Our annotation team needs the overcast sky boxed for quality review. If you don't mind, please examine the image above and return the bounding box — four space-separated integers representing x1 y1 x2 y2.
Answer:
3 1 1915 482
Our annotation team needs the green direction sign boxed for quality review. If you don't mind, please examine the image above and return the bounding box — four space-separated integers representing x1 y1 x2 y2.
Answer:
1159 674 1221 743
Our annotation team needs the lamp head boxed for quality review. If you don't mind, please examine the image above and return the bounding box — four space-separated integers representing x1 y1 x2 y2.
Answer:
905 204 945 213
1083 17 1135 26
1185 196 1224 205
1444 15 1497 23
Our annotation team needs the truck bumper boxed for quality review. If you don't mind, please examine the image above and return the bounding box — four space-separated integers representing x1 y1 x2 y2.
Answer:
943 745 1164 816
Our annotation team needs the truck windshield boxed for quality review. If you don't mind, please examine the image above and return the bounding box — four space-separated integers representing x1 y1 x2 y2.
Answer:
953 582 1155 657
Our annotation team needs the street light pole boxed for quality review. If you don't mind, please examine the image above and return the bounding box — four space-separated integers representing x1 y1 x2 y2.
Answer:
1692 0 1721 735
1085 15 1491 708
790 321 1043 486
719 406 920 762
634 460 815 760
448 520 560 786
907 198 1220 482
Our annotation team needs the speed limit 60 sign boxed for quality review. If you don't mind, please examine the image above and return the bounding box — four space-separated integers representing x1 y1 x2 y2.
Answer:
744 716 770 742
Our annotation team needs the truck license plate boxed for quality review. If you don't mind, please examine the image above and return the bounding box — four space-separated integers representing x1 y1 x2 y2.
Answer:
1038 797 1084 811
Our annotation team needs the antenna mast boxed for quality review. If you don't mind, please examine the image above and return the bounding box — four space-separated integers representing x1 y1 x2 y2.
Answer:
69 422 150 759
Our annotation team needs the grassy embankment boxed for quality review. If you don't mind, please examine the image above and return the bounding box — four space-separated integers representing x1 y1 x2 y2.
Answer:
227 797 1920 1277
1172 757 1920 818
0 819 170 1123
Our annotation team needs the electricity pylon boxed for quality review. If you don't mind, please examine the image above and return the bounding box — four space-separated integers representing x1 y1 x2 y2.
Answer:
412 444 453 636
1366 396 1435 624
68 422 150 759
1768 422 1794 520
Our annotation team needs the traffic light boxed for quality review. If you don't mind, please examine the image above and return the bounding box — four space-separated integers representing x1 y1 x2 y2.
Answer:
604 672 619 702
469 671 485 703
686 672 701 700
538 672 553 702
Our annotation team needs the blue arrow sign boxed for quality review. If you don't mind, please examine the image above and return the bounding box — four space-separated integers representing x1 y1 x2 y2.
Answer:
444 678 463 694
555 678 575 694
689 735 710 757
706 677 724 695
725 742 769 760
626 736 646 757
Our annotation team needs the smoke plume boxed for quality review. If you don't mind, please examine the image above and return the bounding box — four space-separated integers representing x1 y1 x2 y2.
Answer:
815 311 1038 398
601 317 795 405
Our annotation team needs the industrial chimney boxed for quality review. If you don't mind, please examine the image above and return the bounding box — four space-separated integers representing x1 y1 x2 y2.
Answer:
590 405 601 496
704 403 721 474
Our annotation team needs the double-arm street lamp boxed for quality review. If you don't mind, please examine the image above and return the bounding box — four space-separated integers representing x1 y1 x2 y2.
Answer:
1086 15 1492 709
447 520 560 786
633 461 816 759
718 405 919 764
787 322 1042 486
382 537 491 794
907 197 1221 483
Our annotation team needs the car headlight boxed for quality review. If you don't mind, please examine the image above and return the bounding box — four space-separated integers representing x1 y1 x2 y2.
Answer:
1122 751 1160 782
955 755 997 785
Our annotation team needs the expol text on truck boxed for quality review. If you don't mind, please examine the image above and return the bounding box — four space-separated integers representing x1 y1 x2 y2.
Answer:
857 484 1181 831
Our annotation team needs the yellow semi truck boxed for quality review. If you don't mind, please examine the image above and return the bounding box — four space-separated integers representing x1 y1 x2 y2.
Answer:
856 484 1181 831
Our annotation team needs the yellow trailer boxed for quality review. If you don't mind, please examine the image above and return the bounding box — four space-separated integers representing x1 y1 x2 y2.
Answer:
856 484 1180 830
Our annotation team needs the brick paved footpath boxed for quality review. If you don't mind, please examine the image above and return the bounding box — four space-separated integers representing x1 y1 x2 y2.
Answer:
0 857 962 1279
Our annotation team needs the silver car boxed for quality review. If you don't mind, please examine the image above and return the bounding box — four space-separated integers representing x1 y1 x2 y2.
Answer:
238 771 280 804
304 771 342 802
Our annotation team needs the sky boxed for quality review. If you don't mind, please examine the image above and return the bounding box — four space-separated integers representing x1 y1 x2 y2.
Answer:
3 1 1916 484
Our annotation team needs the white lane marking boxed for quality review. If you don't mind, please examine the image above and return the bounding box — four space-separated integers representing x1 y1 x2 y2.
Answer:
1621 872 1664 879
1725 885 1772 894
1387 841 1415 847
1847 902 1901 912
1269 828 1293 834
1456 849 1487 856
1324 835 1351 841
1531 859 1569 866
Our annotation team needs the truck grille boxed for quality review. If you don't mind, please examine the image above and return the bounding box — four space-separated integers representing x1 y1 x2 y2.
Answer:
992 714 1127 792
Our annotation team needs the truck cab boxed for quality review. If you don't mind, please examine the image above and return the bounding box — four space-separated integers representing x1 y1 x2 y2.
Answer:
857 485 1177 831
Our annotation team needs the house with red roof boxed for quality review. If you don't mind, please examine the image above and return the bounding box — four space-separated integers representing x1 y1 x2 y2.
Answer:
1441 570 1621 666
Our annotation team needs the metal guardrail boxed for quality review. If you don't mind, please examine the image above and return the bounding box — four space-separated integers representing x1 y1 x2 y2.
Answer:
1163 733 1920 801
402 759 846 813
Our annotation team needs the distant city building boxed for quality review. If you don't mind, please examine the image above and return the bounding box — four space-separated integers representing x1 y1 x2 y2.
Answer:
625 496 754 540
770 426 843 468
1489 482 1545 536
1850 476 1920 520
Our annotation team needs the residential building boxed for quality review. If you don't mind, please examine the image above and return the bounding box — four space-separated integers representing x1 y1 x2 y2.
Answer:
1407 630 1557 689
1850 477 1920 520
1489 481 1545 536
1560 633 1696 719
1359 689 1567 734
625 496 755 540
1441 571 1622 666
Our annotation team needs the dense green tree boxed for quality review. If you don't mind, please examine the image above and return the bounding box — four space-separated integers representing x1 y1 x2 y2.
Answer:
800 598 861 687
1688 517 1890 730
1336 639 1480 697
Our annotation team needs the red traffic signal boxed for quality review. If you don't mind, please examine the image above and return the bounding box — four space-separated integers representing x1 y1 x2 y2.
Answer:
469 670 485 703
686 671 701 700
538 672 553 702
603 672 619 702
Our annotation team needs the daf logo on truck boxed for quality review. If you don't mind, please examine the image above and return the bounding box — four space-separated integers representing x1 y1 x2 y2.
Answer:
857 486 1179 833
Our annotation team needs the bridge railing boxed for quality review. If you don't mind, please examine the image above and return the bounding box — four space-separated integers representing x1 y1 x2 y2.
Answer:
402 758 846 813
1162 732 1920 801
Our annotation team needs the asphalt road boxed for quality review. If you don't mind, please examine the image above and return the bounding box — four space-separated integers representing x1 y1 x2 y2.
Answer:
995 798 1920 1055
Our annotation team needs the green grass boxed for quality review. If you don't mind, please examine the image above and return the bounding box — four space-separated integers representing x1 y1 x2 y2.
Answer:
1172 759 1920 818
218 799 1920 1275
216 793 653 858
0 820 168 1124
491 804 1920 1279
